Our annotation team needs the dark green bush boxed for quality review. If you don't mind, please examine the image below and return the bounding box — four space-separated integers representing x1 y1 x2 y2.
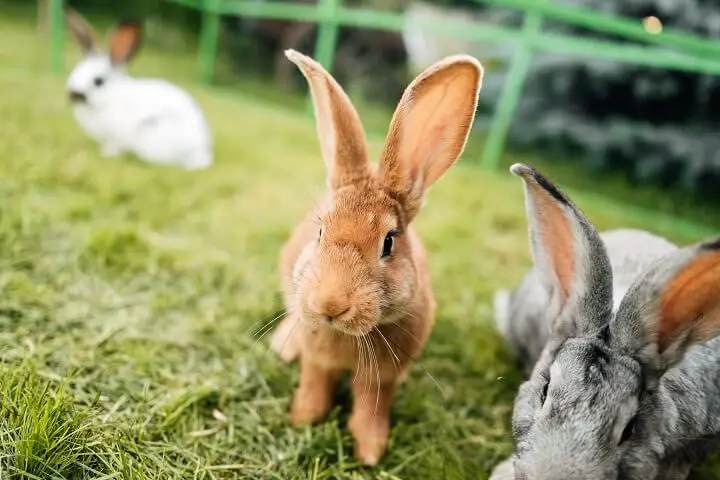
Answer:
476 0 720 202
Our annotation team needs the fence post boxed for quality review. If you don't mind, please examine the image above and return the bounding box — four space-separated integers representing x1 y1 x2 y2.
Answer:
305 0 341 115
480 11 542 170
314 0 340 71
49 0 65 74
198 0 221 84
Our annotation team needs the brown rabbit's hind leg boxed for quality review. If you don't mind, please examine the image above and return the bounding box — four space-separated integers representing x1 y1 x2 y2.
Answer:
290 358 341 426
270 314 302 363
348 378 397 465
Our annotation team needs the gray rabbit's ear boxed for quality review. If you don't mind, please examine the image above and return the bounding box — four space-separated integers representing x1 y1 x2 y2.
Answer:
612 238 720 371
511 164 614 338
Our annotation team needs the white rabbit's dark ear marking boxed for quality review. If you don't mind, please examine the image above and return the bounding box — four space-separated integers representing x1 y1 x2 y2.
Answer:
109 20 144 66
614 238 720 370
65 6 98 54
378 55 483 220
512 163 613 337
285 49 370 191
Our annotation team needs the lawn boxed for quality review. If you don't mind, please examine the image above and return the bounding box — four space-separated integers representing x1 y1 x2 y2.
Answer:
0 7 717 480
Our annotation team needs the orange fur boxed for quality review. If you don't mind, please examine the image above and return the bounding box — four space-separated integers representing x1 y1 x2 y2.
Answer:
271 50 483 465
658 250 720 352
510 164 576 304
109 21 143 66
529 182 575 302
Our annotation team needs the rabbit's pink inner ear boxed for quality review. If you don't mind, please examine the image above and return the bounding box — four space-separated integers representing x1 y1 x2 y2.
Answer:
657 250 720 353
379 57 482 201
109 22 143 66
285 50 369 189
524 179 575 303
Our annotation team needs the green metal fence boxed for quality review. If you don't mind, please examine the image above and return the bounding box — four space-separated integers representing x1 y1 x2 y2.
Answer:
44 0 720 239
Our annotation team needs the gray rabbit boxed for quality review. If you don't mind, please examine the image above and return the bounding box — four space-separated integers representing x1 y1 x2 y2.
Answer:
490 163 720 480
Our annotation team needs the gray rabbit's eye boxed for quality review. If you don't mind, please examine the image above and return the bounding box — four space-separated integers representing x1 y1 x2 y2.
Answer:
540 380 549 405
619 416 637 445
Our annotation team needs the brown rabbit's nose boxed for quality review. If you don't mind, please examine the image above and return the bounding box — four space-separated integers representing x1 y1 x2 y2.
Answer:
308 292 351 323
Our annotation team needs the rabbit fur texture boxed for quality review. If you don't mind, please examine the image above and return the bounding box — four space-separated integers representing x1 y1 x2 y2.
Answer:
491 163 720 480
270 49 483 465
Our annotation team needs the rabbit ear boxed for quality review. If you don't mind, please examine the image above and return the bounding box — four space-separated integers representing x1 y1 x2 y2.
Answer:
378 55 483 220
511 164 614 338
108 20 143 66
612 238 720 371
65 6 98 54
285 49 370 190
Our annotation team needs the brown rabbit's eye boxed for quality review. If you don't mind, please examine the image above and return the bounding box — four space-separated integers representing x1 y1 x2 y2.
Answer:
318 228 322 241
381 231 397 258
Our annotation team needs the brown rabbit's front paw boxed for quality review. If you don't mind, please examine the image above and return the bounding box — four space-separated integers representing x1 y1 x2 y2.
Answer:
348 413 389 466
270 315 301 363
290 387 332 425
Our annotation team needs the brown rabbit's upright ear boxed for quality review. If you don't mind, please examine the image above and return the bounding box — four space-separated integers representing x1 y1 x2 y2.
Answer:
108 20 144 66
612 238 720 371
378 55 483 220
285 49 370 190
65 6 98 54
511 163 614 339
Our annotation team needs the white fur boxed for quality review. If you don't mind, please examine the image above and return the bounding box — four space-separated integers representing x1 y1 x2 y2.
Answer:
66 54 212 170
494 288 512 338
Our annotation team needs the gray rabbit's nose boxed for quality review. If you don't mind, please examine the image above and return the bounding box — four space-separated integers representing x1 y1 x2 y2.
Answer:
68 90 87 103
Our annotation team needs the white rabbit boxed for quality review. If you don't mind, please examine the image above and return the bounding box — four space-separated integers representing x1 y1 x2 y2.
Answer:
64 7 213 170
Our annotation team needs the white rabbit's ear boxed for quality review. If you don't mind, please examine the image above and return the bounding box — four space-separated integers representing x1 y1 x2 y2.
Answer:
378 55 483 220
511 163 614 339
285 49 370 190
65 6 98 54
108 20 144 66
613 238 720 371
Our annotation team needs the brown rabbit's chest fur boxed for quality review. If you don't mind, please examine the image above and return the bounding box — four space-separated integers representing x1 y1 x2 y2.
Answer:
280 208 436 381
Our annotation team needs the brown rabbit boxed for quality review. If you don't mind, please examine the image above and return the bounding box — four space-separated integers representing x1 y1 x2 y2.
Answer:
270 49 483 465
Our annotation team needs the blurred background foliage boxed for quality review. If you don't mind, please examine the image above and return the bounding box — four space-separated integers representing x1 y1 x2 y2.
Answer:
23 0 720 218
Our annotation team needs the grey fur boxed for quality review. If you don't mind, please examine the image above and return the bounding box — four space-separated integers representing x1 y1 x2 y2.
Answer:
491 163 720 480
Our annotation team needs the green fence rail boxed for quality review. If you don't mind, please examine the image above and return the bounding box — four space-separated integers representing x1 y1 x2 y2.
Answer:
44 0 720 239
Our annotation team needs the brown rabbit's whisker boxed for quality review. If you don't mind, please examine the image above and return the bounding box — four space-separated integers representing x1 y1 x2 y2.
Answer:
308 265 321 283
389 317 423 347
366 331 381 418
375 327 400 373
364 335 375 409
273 314 301 359
361 335 372 408
384 334 446 398
358 335 372 407
250 309 288 343
353 336 362 385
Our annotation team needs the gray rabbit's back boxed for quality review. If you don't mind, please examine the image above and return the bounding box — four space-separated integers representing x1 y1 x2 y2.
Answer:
496 228 677 374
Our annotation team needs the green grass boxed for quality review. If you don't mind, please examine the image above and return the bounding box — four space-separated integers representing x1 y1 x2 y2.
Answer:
0 6 718 479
